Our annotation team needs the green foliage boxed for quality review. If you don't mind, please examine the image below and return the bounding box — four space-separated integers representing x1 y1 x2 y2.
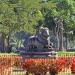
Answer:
0 0 75 35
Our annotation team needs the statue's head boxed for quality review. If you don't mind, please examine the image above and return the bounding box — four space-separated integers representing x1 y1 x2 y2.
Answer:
39 27 50 39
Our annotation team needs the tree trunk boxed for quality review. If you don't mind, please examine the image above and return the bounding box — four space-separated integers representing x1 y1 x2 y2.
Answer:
4 36 11 53
4 38 8 52
66 33 68 50
54 26 60 51
0 32 5 52
59 20 64 50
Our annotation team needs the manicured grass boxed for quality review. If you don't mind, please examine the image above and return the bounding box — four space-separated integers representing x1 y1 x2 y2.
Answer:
0 53 20 56
57 51 75 57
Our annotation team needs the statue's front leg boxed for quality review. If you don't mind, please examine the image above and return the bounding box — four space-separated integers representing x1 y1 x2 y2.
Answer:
44 44 53 51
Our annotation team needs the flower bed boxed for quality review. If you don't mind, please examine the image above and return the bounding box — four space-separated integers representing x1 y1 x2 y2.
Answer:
0 55 22 75
0 55 75 75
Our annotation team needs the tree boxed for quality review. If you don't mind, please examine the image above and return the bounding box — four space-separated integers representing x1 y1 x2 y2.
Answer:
42 0 75 50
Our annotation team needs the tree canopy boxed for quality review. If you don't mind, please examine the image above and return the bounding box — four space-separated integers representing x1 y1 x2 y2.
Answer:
0 0 75 35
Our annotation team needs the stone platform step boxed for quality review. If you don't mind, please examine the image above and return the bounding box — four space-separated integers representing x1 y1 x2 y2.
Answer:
20 51 57 58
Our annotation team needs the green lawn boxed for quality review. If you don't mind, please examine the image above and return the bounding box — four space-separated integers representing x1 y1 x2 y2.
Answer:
57 51 75 57
0 53 19 55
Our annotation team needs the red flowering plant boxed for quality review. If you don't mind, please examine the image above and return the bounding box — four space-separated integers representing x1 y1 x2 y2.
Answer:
13 56 23 68
22 59 36 75
48 60 58 75
34 59 50 75
21 58 69 75
49 57 67 75
0 56 13 75
71 57 75 74
22 59 51 75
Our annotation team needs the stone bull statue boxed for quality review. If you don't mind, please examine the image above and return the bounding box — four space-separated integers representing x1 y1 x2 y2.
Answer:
24 27 53 52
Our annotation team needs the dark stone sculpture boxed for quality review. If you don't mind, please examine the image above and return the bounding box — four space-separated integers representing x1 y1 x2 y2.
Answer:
25 27 53 52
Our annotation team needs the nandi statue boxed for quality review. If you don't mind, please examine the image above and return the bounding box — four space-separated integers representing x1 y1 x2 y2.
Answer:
25 27 53 52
